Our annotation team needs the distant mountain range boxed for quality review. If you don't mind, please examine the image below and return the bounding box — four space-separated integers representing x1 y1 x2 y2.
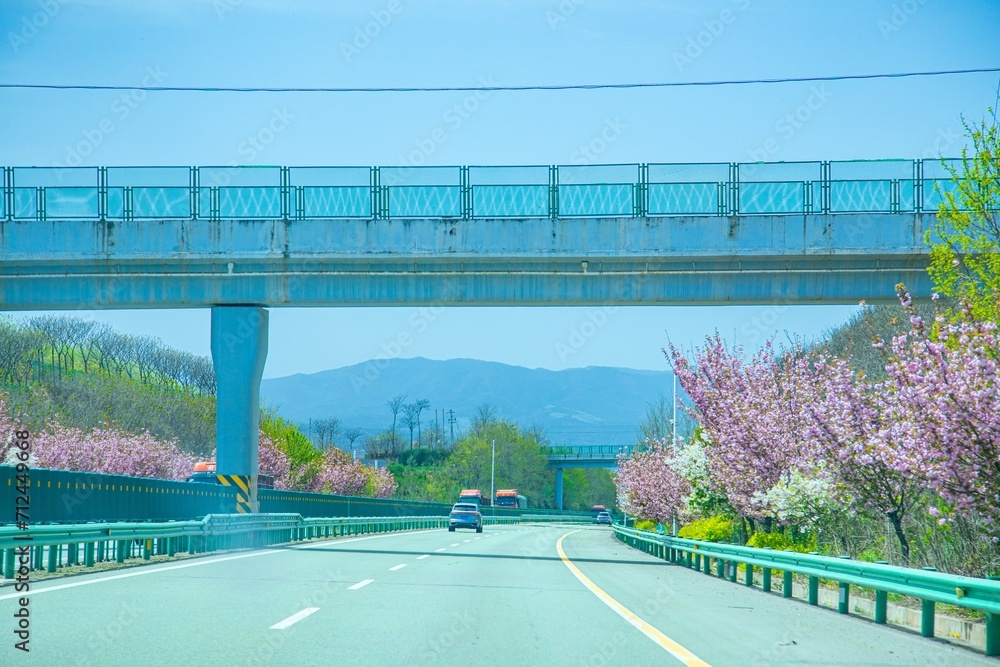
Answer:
260 357 675 447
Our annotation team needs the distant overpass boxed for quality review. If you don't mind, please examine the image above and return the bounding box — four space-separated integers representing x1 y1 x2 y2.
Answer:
546 445 639 509
0 159 948 508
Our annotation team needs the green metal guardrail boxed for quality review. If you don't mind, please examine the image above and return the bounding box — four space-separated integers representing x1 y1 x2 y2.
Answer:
613 524 1000 656
0 466 588 523
0 513 516 581
519 514 599 524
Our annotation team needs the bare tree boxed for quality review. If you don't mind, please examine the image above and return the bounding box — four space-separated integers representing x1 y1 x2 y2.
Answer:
402 403 420 449
386 393 406 451
313 417 342 450
414 398 430 445
343 427 365 453
471 403 498 435
635 393 674 447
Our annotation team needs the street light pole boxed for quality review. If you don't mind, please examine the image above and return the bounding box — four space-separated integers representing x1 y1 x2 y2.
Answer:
490 439 496 507
672 372 679 536
672 371 678 449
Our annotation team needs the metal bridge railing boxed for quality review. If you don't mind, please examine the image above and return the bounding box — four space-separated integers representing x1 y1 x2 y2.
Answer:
1 159 972 222
613 524 1000 656
545 445 639 460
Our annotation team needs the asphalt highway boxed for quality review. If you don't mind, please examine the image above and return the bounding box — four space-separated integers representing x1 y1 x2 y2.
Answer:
0 523 989 666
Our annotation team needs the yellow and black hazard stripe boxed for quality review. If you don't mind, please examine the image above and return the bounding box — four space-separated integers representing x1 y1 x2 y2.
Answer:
217 475 252 513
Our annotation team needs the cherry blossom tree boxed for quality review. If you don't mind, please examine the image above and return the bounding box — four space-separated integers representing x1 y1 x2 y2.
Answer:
614 440 689 524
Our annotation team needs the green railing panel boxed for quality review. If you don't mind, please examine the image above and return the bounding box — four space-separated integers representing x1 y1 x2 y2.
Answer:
1 159 972 221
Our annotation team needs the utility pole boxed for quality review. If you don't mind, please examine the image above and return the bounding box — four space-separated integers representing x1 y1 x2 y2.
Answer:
447 409 456 444
490 439 496 509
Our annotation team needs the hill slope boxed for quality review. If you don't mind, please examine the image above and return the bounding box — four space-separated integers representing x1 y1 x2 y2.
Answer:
261 357 675 446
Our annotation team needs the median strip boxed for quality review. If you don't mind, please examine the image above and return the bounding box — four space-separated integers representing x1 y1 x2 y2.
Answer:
556 531 711 667
270 607 319 630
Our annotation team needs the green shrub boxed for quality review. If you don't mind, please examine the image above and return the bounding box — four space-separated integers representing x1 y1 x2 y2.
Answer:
677 516 734 542
746 531 817 553
634 519 657 532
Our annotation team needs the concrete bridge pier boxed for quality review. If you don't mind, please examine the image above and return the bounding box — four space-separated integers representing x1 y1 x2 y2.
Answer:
211 306 269 513
555 468 564 511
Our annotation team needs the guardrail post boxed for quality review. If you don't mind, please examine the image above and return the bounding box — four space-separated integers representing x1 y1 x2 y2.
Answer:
986 612 999 657
920 567 937 637
716 558 725 578
782 569 792 598
728 561 738 583
807 552 819 605
702 555 711 575
143 540 151 561
837 580 850 614
47 545 58 573
762 562 772 592
115 541 125 563
2 548 14 579
693 553 701 570
97 540 106 562
84 542 95 568
744 562 754 587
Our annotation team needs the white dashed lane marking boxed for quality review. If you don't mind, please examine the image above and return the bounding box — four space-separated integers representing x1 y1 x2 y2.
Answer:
270 607 319 630
389 564 407 571
348 579 374 590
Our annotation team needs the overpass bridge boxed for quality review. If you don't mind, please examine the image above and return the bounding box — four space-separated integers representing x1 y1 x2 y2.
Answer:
0 159 949 508
546 445 638 509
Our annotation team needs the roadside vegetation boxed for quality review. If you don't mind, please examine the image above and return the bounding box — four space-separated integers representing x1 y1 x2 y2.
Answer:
617 100 1000 577
0 317 394 498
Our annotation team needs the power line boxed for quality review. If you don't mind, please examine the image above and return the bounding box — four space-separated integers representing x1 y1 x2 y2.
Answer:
1 67 997 95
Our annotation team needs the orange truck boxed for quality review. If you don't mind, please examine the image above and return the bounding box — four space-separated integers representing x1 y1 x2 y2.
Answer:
494 489 527 509
186 461 274 489
458 489 491 507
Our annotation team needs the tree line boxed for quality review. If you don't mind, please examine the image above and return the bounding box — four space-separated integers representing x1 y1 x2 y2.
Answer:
0 314 215 395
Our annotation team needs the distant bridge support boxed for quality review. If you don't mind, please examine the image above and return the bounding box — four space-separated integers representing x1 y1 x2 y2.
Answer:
211 306 269 512
555 469 564 511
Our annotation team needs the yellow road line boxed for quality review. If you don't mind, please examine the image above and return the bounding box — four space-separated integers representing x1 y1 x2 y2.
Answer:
556 531 711 667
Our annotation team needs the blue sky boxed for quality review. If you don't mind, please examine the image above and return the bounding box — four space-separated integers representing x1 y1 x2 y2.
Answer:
2 0 998 378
